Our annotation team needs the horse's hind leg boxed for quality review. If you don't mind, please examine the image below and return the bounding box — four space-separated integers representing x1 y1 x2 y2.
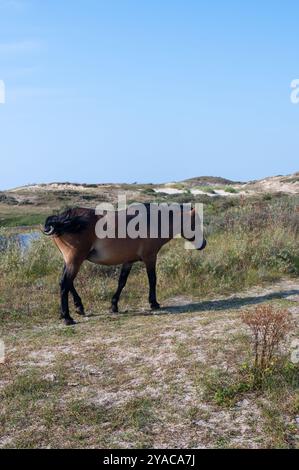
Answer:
111 262 133 313
145 257 160 310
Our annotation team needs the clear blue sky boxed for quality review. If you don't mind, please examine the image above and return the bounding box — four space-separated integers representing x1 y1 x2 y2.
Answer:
0 0 298 190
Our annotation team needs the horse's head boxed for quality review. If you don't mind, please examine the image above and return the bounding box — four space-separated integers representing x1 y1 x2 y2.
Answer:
43 215 58 235
43 208 92 236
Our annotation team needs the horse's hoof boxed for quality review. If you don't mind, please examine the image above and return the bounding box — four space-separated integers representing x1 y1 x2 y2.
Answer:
111 304 118 313
76 307 85 316
151 302 160 310
64 317 76 326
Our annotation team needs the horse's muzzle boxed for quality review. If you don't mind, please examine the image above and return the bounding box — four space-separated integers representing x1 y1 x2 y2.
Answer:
43 225 55 236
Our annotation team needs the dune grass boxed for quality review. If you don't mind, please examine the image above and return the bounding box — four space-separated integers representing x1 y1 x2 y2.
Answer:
0 196 298 448
0 196 298 327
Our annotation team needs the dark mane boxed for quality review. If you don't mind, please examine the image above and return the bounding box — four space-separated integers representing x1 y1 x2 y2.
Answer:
43 207 94 236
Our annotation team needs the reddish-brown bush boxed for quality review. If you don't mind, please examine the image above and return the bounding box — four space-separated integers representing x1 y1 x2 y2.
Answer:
242 305 293 370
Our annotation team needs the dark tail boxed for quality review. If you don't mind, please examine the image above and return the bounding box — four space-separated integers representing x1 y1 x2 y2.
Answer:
43 208 93 236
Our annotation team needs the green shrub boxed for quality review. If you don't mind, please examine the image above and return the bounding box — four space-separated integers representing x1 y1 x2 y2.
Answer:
0 195 298 318
224 186 238 193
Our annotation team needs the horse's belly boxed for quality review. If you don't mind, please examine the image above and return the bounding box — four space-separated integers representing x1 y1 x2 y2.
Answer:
87 239 140 265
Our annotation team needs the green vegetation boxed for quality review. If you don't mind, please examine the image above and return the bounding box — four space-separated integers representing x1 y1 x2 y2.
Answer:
203 358 299 447
1 196 298 310
0 193 298 448
224 186 238 193
0 213 45 227
192 185 216 194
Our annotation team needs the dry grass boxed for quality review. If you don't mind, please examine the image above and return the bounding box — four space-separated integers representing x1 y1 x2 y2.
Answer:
0 196 298 448
0 277 299 448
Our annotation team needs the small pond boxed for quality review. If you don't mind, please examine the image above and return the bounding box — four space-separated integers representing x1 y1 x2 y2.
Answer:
0 231 41 252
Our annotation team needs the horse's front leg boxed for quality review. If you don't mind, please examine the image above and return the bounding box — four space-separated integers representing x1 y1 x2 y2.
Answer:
60 260 82 325
62 263 85 316
70 284 85 316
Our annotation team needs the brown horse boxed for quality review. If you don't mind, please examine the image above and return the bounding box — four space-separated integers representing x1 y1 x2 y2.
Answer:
43 204 206 325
